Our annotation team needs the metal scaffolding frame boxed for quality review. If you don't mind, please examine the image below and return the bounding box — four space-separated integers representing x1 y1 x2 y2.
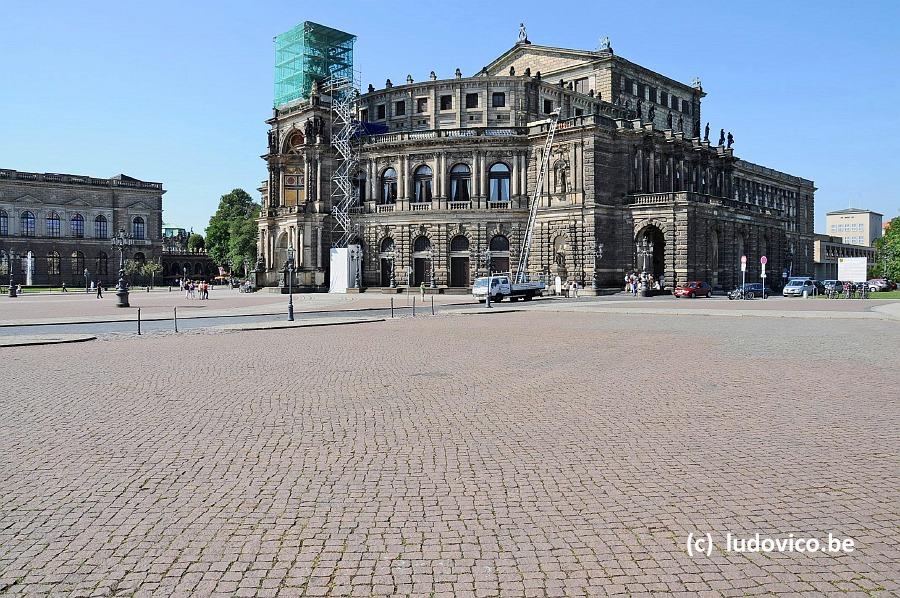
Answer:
326 74 361 248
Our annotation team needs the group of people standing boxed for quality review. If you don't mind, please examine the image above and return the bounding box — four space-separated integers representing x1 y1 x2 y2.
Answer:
178 279 210 300
625 272 663 296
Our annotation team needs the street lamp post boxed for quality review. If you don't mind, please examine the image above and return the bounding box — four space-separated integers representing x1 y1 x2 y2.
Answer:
592 242 604 291
481 248 492 308
388 252 396 288
286 246 295 321
7 251 16 298
111 229 132 307
349 246 363 290
427 249 436 289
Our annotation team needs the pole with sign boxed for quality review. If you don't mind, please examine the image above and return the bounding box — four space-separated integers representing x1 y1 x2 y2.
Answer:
760 255 767 299
740 255 747 298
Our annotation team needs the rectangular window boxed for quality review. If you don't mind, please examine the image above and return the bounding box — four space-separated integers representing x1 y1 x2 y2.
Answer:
574 77 589 94
575 108 584 116
416 97 428 113
440 95 452 110
649 87 657 103
376 104 385 119
395 100 405 116
465 93 478 108
660 91 668 106
491 92 506 107
670 95 678 109
360 108 368 122
543 99 553 114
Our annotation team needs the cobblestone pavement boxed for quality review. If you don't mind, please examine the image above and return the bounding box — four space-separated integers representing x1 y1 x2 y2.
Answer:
1 312 898 596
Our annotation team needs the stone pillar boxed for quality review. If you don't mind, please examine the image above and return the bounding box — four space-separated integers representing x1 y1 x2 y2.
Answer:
315 225 322 269
316 157 322 201
511 151 519 198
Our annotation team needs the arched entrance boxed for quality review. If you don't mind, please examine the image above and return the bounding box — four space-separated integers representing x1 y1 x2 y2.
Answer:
412 235 431 286
449 235 470 287
635 224 665 278
488 235 510 273
379 237 395 287
274 233 289 271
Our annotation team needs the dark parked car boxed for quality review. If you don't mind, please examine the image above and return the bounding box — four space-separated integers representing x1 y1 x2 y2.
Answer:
728 282 772 299
822 280 843 293
674 281 712 298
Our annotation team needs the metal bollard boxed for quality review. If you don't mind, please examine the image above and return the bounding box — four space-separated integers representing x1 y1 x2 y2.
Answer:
390 297 394 318
431 296 435 315
137 308 141 335
174 306 178 332
412 297 416 317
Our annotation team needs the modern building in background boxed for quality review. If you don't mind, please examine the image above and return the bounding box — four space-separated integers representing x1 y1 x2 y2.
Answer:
825 208 883 247
0 169 164 287
257 24 816 290
813 233 875 281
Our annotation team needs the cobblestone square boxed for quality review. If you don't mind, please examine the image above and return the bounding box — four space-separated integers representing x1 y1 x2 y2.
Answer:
1 311 898 596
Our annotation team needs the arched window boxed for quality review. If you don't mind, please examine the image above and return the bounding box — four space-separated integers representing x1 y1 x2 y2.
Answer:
380 168 397 203
132 217 145 240
413 165 432 202
71 213 85 238
0 210 8 236
71 251 85 276
489 235 509 252
380 237 395 253
488 163 511 202
21 211 36 237
194 263 203 275
97 252 109 275
413 236 431 252
48 251 61 275
449 164 471 202
450 235 469 252
95 215 108 239
47 212 61 238
352 172 367 205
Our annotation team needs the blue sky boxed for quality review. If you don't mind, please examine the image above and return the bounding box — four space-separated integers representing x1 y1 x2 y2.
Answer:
1 1 898 234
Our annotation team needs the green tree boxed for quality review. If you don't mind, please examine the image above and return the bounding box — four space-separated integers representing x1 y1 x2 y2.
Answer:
124 259 142 284
873 217 900 280
187 233 205 252
141 260 163 288
206 189 259 269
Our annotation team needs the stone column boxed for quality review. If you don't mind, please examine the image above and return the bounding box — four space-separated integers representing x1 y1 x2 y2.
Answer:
316 157 322 201
520 153 527 198
315 224 322 269
511 151 519 198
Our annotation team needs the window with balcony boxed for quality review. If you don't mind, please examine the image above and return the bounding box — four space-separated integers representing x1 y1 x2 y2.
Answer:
543 99 553 114
416 98 428 113
449 164 471 202
360 108 368 122
465 93 478 108
492 92 506 108
395 100 406 116
380 168 397 203
0 210 7 236
132 216 145 240
413 165 433 202
21 211 35 237
440 95 452 110
47 212 61 237
488 162 511 202
376 104 386 119
352 172 367 205
71 213 84 238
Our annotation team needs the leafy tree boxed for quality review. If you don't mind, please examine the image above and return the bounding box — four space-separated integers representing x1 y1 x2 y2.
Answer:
187 233 205 252
872 217 900 280
142 260 163 288
206 189 259 269
124 259 142 283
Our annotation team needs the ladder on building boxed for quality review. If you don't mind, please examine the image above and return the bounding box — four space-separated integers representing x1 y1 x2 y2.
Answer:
514 110 560 285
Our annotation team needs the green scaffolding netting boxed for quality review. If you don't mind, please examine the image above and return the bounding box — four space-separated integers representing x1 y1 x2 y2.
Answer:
274 21 356 108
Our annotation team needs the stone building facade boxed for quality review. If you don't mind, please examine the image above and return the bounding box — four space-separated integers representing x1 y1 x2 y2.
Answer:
257 34 815 290
0 169 165 287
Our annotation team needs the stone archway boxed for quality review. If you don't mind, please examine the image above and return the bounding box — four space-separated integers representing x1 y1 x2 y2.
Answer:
634 224 666 279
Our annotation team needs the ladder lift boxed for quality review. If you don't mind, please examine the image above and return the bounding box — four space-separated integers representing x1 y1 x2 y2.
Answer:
514 110 561 285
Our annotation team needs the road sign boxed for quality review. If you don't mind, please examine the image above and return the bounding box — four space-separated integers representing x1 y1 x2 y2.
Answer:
740 255 747 272
760 255 768 265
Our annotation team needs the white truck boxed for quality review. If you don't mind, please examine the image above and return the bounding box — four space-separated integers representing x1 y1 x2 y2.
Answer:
472 274 545 302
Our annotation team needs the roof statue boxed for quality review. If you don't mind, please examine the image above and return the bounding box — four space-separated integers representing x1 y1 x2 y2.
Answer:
518 23 528 43
598 36 612 52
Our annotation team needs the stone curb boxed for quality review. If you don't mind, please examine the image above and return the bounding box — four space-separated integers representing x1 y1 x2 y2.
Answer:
0 334 97 348
531 305 894 320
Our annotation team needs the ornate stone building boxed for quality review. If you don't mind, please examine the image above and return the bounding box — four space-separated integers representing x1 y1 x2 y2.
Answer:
257 33 815 290
0 169 164 287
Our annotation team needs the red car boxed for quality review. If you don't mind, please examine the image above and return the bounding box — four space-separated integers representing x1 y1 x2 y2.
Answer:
674 281 712 298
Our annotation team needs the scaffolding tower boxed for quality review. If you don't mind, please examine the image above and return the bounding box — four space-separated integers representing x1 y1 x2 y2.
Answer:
274 21 356 107
327 74 361 249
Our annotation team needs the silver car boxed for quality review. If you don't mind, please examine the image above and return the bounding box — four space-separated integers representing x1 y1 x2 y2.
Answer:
783 279 817 297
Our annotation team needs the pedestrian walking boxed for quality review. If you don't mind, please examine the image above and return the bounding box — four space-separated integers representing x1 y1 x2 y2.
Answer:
420 282 426 300
96 283 103 298
61 282 68 292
